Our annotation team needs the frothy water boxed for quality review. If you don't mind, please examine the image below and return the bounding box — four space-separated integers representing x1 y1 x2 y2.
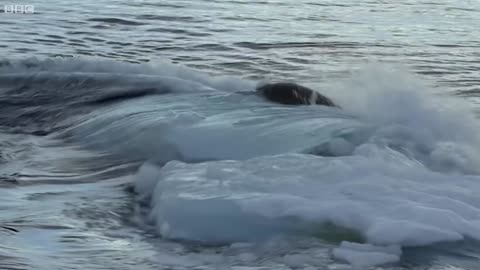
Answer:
2 1 480 270
124 64 480 268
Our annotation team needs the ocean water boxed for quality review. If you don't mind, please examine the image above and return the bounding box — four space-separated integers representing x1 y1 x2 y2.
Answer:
1 0 480 269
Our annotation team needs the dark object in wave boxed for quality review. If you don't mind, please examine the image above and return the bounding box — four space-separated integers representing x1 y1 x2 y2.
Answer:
85 88 169 105
1 225 18 233
256 82 337 107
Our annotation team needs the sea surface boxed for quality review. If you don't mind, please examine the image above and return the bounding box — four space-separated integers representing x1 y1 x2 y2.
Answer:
1 1 480 269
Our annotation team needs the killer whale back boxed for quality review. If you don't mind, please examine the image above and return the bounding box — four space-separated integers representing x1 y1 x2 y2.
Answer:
256 82 337 107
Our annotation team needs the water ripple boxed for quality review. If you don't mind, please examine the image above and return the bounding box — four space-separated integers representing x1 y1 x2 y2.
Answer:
87 17 146 26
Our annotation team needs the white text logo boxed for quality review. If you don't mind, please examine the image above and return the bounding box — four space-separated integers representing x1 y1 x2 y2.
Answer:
4 4 35 14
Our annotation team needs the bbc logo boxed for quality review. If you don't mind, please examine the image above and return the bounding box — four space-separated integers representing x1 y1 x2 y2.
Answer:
4 4 35 14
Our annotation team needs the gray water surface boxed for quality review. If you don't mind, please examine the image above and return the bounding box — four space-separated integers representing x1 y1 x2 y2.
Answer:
1 1 480 270
2 0 480 90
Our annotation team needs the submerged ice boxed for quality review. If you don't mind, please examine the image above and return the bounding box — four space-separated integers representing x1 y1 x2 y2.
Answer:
129 65 480 267
135 150 480 245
